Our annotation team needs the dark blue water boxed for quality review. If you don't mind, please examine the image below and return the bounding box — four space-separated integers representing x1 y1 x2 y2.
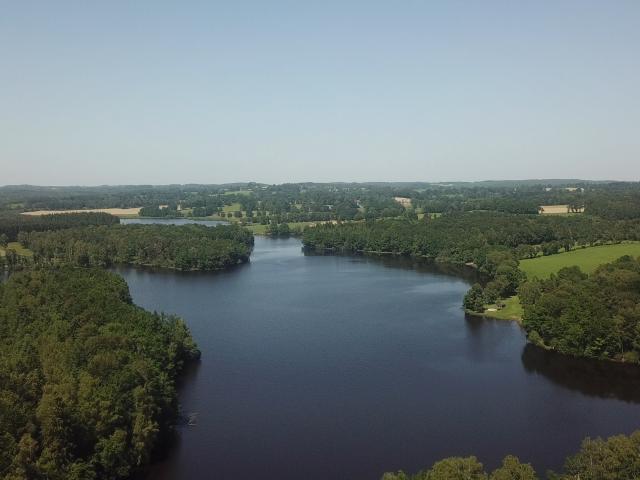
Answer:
114 234 640 480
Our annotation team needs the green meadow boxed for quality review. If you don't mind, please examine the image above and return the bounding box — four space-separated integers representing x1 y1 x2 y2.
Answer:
520 242 640 279
482 295 523 322
223 190 252 196
222 203 243 213
0 242 33 257
482 242 640 321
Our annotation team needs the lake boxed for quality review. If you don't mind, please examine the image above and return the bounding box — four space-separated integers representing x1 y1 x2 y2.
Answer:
114 225 640 479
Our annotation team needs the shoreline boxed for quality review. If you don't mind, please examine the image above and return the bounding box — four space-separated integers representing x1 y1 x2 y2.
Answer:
309 245 640 367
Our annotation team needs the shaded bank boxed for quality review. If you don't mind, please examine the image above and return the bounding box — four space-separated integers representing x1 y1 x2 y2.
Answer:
303 246 484 284
521 343 640 403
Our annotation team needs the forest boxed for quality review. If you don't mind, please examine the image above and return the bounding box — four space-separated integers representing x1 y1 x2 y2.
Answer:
0 268 200 480
18 224 253 271
0 185 189 212
302 212 640 259
520 256 640 362
0 212 119 242
5 182 640 238
381 429 640 479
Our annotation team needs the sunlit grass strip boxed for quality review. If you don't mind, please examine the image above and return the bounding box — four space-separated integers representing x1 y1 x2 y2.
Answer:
520 242 640 279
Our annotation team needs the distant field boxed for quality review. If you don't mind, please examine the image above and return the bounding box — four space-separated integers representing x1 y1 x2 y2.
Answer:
223 190 252 196
539 205 568 214
222 203 242 213
0 242 33 257
417 212 442 220
22 207 141 217
244 224 268 234
393 196 412 207
538 204 584 215
520 242 640 279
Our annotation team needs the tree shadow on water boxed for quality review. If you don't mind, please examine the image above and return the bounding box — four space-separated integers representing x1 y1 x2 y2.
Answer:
521 343 640 404
132 360 202 479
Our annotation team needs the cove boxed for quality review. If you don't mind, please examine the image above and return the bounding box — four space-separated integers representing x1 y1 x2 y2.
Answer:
114 225 640 479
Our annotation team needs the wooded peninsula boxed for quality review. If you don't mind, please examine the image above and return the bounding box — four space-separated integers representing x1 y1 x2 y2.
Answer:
0 268 200 479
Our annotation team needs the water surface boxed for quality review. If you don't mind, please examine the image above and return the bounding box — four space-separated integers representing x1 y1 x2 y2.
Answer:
115 232 640 479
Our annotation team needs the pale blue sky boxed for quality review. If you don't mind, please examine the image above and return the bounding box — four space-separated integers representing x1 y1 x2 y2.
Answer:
1 1 639 185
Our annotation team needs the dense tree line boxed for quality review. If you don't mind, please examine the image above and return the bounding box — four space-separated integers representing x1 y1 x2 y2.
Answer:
412 193 541 216
0 185 193 211
256 210 346 223
0 268 200 480
382 455 535 480
139 205 180 217
266 223 291 236
382 430 640 479
520 256 640 362
584 187 640 220
0 213 119 242
302 213 640 265
181 184 406 221
188 206 220 217
18 224 253 271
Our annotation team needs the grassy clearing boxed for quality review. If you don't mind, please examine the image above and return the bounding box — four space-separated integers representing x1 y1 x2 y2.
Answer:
244 224 268 234
481 296 523 322
480 243 640 323
223 190 252 196
0 242 33 257
288 221 327 230
222 203 242 213
520 242 640 279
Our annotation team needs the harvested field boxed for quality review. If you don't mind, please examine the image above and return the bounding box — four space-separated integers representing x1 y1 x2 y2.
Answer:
394 196 412 207
22 207 142 217
538 204 584 214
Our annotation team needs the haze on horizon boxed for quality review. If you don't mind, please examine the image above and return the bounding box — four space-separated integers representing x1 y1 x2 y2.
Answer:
1 1 639 186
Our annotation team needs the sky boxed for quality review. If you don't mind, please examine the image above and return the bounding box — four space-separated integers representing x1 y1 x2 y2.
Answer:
1 1 639 185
